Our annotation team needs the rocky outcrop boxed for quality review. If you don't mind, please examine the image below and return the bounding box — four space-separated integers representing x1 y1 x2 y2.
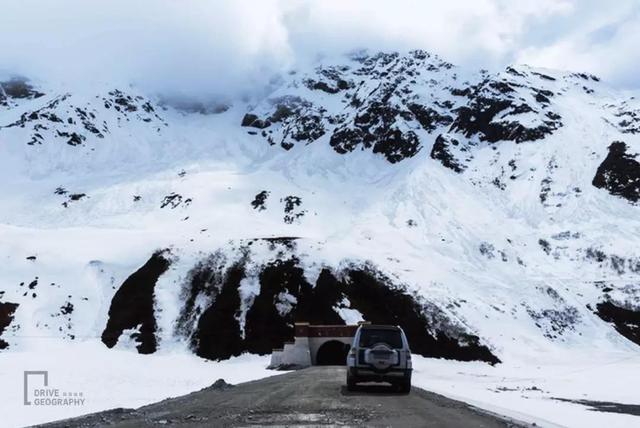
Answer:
0 77 44 108
449 78 561 144
592 141 640 202
341 268 500 363
0 302 19 350
2 89 165 146
242 50 455 163
430 134 466 173
173 240 499 363
611 100 640 134
329 97 423 163
101 250 172 354
241 96 326 150
243 52 565 169
176 252 246 361
596 301 640 346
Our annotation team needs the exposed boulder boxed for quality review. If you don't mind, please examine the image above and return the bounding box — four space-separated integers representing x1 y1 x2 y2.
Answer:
241 113 270 129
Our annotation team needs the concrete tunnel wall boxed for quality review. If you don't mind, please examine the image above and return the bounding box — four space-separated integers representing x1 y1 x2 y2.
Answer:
269 323 363 368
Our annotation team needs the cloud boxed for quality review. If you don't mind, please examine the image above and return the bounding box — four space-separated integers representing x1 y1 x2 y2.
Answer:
0 0 638 99
0 0 292 98
516 0 640 88
283 0 573 67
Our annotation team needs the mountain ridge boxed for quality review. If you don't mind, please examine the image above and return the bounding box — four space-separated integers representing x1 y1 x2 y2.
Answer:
1 49 639 364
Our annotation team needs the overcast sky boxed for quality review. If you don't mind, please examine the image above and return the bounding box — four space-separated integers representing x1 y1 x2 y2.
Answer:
1 0 639 99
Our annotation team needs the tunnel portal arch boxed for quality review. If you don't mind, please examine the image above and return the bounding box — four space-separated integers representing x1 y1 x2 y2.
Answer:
316 340 351 365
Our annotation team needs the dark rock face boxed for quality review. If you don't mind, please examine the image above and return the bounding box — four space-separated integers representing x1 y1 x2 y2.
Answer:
583 246 640 275
244 259 315 355
160 193 191 209
241 113 265 128
0 302 19 350
194 262 244 359
596 301 640 346
176 242 499 364
281 196 306 224
241 97 326 150
242 53 564 167
242 50 455 163
0 78 44 108
407 103 454 132
329 99 422 163
449 78 562 144
2 89 165 146
54 187 89 207
614 102 640 134
571 72 600 82
592 141 640 202
430 68 564 173
185 254 246 361
303 66 354 94
430 134 466 173
179 254 346 360
341 268 500 364
251 191 270 211
101 250 171 354
527 307 581 340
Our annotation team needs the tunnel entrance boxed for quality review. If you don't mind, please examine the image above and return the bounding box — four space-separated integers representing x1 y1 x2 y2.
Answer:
269 323 359 368
316 340 350 365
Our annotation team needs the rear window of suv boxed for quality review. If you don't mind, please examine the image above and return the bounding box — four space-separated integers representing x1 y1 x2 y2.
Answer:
359 328 403 348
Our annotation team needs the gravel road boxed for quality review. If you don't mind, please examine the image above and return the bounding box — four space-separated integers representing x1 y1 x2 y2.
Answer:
38 366 527 427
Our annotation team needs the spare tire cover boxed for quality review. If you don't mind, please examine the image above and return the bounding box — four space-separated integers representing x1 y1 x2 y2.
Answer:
365 343 397 370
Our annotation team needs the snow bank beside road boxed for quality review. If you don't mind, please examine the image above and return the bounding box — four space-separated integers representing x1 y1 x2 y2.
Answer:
3 341 639 428
412 354 640 428
0 340 275 428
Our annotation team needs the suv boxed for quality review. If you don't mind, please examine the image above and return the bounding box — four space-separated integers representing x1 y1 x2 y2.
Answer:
346 324 412 392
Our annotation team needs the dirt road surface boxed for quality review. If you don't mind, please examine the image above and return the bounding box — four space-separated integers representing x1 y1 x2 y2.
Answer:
39 366 527 427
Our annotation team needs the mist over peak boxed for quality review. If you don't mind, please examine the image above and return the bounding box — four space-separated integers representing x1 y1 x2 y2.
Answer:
2 0 639 102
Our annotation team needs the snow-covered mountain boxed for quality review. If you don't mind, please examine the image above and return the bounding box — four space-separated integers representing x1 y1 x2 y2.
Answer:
1 49 639 366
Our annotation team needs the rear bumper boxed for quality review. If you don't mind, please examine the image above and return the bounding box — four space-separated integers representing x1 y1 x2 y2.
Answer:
348 367 412 383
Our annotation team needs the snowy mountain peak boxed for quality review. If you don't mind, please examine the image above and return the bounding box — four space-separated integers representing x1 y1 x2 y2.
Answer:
1 50 639 374
239 50 612 174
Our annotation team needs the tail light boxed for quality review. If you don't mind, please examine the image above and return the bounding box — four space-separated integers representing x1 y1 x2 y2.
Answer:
347 348 356 365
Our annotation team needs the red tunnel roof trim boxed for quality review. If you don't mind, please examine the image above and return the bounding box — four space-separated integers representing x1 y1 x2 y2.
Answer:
294 323 361 338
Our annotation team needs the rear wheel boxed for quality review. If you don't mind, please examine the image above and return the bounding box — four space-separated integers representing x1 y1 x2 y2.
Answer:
346 373 357 391
398 379 411 393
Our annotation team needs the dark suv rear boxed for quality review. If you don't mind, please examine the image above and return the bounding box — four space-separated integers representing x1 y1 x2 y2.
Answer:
346 324 412 392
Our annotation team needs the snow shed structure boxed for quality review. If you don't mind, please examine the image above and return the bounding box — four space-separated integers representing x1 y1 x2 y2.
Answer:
269 322 364 368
